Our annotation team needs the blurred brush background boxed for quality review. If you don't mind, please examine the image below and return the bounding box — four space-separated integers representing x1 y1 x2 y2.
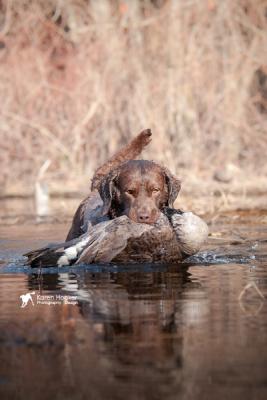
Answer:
0 0 266 213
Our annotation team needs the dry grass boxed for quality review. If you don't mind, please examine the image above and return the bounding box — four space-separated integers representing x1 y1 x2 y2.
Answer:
0 0 267 194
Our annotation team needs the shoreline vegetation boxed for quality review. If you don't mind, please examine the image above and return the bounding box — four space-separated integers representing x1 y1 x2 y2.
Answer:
1 176 267 226
1 1 266 215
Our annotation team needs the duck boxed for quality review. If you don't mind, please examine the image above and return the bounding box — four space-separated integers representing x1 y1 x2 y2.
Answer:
24 208 209 267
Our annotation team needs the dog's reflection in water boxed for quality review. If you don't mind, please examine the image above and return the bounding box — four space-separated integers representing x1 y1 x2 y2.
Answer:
27 266 206 370
76 267 204 367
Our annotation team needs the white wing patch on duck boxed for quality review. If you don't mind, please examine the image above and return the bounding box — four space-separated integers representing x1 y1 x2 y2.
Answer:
65 247 78 260
57 255 70 267
57 237 91 266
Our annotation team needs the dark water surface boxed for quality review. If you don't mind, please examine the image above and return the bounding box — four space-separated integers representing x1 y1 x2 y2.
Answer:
0 205 267 400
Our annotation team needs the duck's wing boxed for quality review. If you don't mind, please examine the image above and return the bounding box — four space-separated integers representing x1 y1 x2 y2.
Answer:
24 216 150 267
76 216 150 264
24 235 88 267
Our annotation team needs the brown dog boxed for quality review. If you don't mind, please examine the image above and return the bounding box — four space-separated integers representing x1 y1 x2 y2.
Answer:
66 130 181 241
98 160 180 224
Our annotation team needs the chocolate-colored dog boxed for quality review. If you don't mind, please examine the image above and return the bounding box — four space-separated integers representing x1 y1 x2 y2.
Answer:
66 130 181 241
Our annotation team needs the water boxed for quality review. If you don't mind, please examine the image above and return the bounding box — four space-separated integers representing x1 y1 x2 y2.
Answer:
0 204 267 400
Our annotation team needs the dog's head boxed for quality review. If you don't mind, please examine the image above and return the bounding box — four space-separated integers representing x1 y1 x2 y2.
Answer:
98 160 181 224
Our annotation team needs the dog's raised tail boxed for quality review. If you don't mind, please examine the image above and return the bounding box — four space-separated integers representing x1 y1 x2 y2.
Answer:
91 129 152 191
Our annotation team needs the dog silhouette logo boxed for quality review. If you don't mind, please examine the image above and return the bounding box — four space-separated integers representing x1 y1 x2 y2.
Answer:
20 292 35 308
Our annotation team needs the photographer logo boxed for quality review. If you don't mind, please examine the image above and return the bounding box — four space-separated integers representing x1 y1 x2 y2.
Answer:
19 292 78 307
20 291 35 308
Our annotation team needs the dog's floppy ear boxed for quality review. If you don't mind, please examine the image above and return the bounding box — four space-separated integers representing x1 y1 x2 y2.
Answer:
163 168 181 208
98 169 119 216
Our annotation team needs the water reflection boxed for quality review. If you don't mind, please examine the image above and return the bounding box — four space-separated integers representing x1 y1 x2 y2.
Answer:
27 267 206 372
26 268 211 386
74 268 203 370
1 260 267 400
1 211 267 400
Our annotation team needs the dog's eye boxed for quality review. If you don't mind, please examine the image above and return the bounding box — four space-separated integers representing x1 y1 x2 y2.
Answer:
152 188 160 193
126 189 135 195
